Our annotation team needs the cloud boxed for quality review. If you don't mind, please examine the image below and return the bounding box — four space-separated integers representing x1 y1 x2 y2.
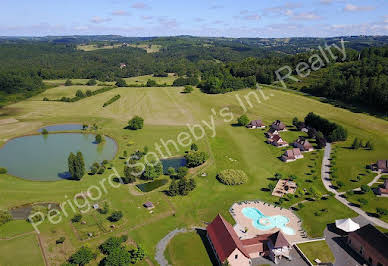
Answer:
242 14 261 21
343 4 375 12
90 16 112 24
131 2 149 9
213 20 223 24
210 5 223 9
194 18 205 23
158 17 178 28
111 10 130 16
74 26 88 31
141 15 153 20
264 2 303 15
289 12 321 20
240 10 249 15
384 16 388 23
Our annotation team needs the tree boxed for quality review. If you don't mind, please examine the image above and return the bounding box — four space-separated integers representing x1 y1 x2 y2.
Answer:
71 214 82 223
176 167 188 179
128 116 144 130
0 210 12 226
41 128 48 135
75 89 85 98
109 211 123 222
65 79 72 86
268 183 275 191
129 245 145 264
351 138 360 149
357 198 368 206
190 143 198 151
56 236 66 244
103 247 131 265
85 90 92 97
115 78 127 87
69 246 96 265
183 85 194 93
185 151 208 167
95 134 104 144
237 114 249 126
146 79 157 87
167 180 179 196
167 167 177 177
292 117 299 127
99 236 127 255
68 152 85 180
336 181 344 188
360 184 371 193
43 97 49 101
376 208 388 217
86 79 97 86
142 161 163 180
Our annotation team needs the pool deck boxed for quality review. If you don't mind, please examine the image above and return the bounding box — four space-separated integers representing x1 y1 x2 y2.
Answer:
230 201 306 244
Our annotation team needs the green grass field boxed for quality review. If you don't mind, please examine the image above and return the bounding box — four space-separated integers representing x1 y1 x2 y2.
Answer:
0 233 44 266
297 240 335 265
165 231 212 266
0 83 387 264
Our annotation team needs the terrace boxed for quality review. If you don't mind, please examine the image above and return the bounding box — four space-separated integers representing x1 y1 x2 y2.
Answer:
272 179 297 197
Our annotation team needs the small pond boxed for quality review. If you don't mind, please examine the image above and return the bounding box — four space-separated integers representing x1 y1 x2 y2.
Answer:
136 179 168 192
160 157 187 174
38 124 83 132
0 133 117 181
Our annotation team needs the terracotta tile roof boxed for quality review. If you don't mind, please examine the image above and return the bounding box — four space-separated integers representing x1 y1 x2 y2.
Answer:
349 224 388 259
268 231 290 248
206 214 250 262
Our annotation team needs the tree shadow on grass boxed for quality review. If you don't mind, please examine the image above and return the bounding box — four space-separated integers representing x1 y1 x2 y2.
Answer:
196 229 218 266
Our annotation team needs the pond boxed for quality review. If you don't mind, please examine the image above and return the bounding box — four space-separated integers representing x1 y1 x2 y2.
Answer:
0 133 117 181
160 157 187 174
136 179 168 192
9 203 60 220
38 123 83 132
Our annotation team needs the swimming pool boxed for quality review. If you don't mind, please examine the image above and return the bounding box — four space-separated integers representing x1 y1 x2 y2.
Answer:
242 207 295 235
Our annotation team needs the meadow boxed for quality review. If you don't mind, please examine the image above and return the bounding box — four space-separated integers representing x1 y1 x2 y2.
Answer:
0 78 387 265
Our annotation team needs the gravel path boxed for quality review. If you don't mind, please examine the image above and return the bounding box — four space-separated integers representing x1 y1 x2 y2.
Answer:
320 143 388 229
155 228 189 266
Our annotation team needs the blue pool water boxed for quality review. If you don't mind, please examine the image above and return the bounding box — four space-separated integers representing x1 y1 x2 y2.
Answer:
242 207 295 235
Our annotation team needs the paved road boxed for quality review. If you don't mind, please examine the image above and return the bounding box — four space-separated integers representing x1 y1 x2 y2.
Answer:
320 144 388 229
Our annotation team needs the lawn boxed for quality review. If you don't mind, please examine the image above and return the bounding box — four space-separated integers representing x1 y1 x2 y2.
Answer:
346 190 388 223
123 74 177 86
0 233 44 266
0 84 387 264
29 85 104 101
297 240 335 265
165 230 213 266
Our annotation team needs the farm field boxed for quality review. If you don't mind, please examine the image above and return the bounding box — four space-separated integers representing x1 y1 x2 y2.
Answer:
0 83 387 265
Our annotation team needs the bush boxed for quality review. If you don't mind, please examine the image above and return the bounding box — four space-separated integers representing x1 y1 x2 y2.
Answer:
109 211 123 222
190 143 198 151
183 85 194 93
0 167 8 174
87 79 97 86
41 128 48 135
128 116 144 130
237 114 249 126
185 151 208 167
357 198 368 206
115 78 127 87
43 97 49 101
69 246 96 265
95 134 104 144
0 209 12 226
71 214 82 223
146 79 157 87
86 90 92 97
64 79 72 86
75 89 85 98
56 236 66 244
103 94 120 107
217 169 248 185
99 236 127 255
376 208 388 217
360 184 371 193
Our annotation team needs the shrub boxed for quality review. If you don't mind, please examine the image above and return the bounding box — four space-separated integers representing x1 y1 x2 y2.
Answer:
99 236 127 255
185 151 208 167
115 78 127 87
87 79 97 86
43 97 49 101
41 128 48 135
68 246 96 265
357 198 368 206
360 184 371 193
86 89 92 97
190 143 198 151
217 169 248 185
376 208 388 217
64 79 72 86
183 85 194 93
103 94 121 107
0 209 12 226
56 236 66 244
75 89 85 98
0 168 8 174
95 134 104 144
146 79 157 87
109 211 123 222
71 214 82 223
128 116 144 130
237 114 249 126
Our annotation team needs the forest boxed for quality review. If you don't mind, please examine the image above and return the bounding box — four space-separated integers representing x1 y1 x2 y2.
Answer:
0 36 387 112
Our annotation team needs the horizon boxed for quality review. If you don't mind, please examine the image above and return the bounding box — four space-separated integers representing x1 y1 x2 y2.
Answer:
1 0 387 37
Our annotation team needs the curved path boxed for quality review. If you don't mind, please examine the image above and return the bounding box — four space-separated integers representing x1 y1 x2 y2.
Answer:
155 228 189 266
321 143 388 229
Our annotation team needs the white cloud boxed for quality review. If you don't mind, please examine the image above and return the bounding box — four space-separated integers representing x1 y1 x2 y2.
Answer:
90 16 112 24
131 2 149 9
343 4 375 12
243 14 261 21
111 10 130 16
290 12 321 20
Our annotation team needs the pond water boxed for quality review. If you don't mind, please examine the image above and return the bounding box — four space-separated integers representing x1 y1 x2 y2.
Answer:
160 157 186 174
38 124 83 132
136 179 168 192
0 133 117 181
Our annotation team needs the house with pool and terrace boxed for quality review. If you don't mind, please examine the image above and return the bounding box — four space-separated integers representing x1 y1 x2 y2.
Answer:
206 201 306 265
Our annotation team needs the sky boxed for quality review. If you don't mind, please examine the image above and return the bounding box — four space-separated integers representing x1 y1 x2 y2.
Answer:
0 0 387 37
